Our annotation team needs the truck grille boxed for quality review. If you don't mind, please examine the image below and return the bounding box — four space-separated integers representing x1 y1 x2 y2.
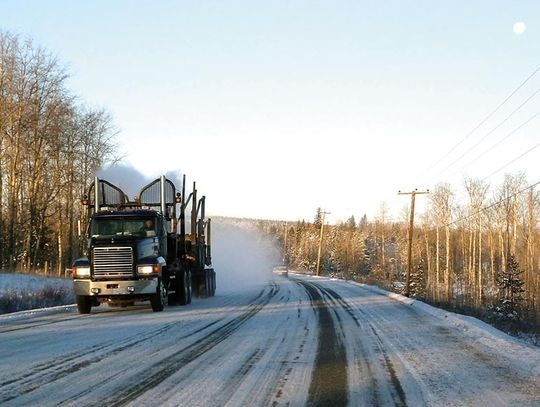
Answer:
93 247 133 278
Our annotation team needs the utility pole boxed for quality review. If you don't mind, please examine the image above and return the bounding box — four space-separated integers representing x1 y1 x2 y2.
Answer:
283 222 288 268
398 189 429 297
316 211 330 276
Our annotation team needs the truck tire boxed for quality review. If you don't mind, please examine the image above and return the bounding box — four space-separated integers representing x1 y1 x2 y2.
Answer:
186 271 192 304
203 269 215 297
177 271 193 305
76 295 92 314
167 270 177 306
150 279 166 312
207 269 212 297
168 289 177 306
211 269 216 296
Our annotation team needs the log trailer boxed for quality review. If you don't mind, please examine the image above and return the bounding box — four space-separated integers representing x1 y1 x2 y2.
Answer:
71 175 215 313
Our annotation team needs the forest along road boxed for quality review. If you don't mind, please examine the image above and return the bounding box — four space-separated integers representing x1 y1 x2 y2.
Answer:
1 274 540 407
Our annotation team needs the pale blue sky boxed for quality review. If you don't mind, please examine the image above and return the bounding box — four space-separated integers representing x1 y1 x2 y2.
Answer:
2 1 539 222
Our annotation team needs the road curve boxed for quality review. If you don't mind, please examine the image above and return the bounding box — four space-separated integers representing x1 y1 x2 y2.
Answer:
0 274 539 406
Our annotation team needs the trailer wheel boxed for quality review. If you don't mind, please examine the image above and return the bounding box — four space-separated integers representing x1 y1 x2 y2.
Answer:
76 295 92 314
168 290 177 306
186 271 192 304
207 269 211 297
203 269 215 297
150 279 166 312
211 270 216 296
206 272 211 297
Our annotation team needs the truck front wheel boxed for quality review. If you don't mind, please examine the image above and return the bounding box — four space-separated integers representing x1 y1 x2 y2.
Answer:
150 279 166 312
76 295 92 314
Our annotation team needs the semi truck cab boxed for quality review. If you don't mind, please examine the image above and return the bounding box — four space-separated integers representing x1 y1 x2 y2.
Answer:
72 210 168 312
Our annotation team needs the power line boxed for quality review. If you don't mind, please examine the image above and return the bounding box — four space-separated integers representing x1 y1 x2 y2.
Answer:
436 85 540 177
451 110 540 177
420 64 540 177
424 135 540 220
481 142 540 183
446 180 540 227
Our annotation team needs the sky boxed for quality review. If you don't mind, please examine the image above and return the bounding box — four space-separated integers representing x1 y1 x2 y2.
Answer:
1 1 540 223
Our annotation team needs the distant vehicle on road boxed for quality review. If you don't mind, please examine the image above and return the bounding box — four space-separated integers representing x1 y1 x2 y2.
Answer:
273 265 288 277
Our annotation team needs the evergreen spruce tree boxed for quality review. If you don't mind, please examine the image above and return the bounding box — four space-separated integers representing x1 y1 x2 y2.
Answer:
410 260 426 299
495 254 525 323
314 207 322 227
359 237 373 276
358 214 368 232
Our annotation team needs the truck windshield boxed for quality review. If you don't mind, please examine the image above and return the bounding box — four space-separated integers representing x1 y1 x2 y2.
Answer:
91 218 157 237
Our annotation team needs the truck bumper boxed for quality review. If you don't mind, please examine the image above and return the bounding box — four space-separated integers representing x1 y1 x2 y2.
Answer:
73 279 158 296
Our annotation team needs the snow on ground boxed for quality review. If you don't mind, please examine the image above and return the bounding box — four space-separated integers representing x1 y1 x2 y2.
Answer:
294 273 540 405
1 273 539 406
0 275 315 406
346 278 540 377
0 272 74 314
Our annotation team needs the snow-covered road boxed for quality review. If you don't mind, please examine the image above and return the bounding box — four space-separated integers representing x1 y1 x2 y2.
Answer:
1 274 539 406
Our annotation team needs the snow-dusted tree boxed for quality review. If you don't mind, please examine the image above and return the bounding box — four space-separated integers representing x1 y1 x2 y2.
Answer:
429 183 454 302
375 202 389 279
344 215 356 229
464 178 489 307
410 258 426 299
494 254 525 324
358 214 368 232
313 207 322 227
0 31 118 273
359 236 374 276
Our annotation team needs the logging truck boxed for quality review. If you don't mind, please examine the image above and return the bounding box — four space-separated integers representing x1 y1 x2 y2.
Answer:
71 175 215 313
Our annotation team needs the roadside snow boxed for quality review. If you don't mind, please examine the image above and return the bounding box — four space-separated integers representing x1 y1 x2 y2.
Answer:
2 272 539 406
345 278 540 378
0 272 74 292
0 272 74 314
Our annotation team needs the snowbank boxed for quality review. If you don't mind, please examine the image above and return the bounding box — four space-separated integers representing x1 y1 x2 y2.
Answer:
345 279 540 378
0 273 74 314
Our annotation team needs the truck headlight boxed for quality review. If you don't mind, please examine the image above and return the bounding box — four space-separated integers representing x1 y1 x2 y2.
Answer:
73 266 91 278
137 265 159 275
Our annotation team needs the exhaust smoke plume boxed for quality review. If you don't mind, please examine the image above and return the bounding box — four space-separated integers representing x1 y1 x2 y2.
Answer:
97 164 183 198
211 218 281 293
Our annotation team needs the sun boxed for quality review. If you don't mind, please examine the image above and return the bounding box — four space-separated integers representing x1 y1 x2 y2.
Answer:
513 21 526 35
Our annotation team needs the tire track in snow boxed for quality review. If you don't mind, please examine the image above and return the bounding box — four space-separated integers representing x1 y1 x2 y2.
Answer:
1 300 255 404
211 348 266 406
0 314 89 334
0 319 183 403
0 305 156 334
100 283 280 407
269 316 313 407
147 280 311 407
319 285 407 407
295 280 348 407
2 286 276 405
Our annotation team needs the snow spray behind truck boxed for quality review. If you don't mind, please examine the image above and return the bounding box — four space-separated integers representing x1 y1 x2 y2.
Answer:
71 175 215 313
